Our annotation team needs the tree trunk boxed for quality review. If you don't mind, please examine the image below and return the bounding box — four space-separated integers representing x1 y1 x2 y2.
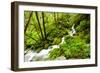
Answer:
54 12 58 27
35 12 44 40
24 12 33 33
42 12 47 40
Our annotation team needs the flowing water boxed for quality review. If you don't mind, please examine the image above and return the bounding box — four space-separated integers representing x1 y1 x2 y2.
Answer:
24 37 65 62
24 25 76 62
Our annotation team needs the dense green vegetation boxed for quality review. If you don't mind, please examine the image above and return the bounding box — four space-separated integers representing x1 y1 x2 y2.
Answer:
48 36 90 60
24 11 90 60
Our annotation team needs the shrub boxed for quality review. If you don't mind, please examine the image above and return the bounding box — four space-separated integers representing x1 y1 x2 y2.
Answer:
60 36 90 59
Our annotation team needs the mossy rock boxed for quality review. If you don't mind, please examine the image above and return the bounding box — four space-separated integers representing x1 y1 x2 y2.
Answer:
44 43 49 49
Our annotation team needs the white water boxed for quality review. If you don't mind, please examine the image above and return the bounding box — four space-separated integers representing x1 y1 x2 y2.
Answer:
24 39 65 61
24 45 61 61
60 37 65 44
69 24 76 36
25 24 76 62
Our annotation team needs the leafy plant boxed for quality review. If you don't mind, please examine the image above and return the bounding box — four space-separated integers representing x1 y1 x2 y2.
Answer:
60 36 90 59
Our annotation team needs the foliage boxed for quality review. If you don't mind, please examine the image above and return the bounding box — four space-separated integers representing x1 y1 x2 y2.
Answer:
48 48 64 60
48 36 90 60
61 36 90 59
24 11 90 60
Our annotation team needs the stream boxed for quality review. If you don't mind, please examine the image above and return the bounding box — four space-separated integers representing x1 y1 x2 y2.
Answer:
24 24 76 62
24 37 65 62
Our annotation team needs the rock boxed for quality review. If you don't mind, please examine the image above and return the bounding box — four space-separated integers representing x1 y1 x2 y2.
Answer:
55 56 66 60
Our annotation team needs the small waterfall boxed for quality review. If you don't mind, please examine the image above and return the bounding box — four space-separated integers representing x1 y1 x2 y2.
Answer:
24 24 77 61
24 38 64 61
25 45 60 61
50 45 60 50
25 24 76 62
60 37 65 44
69 24 76 36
